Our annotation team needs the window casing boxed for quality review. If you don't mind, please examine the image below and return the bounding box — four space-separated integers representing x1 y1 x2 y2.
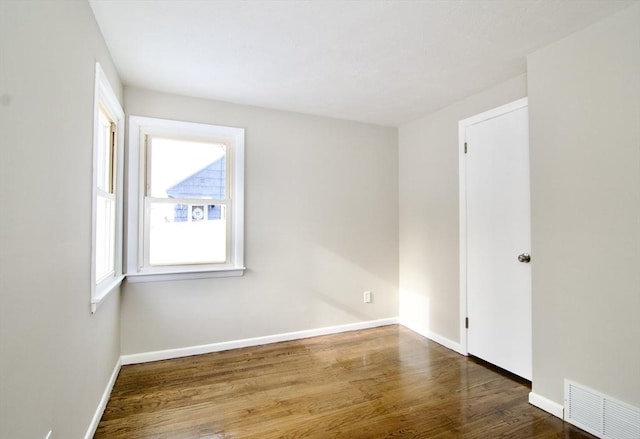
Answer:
127 116 245 282
91 63 124 312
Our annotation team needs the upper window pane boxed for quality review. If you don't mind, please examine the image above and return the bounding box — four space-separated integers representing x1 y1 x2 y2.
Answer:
97 108 114 193
148 137 226 200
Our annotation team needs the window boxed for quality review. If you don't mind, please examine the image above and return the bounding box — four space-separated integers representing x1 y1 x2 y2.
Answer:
145 137 228 266
127 116 245 282
95 109 116 277
91 63 124 312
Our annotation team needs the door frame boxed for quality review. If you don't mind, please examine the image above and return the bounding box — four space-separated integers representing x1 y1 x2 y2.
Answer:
458 97 529 356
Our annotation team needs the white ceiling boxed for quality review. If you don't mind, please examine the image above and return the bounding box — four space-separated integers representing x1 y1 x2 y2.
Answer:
89 0 634 127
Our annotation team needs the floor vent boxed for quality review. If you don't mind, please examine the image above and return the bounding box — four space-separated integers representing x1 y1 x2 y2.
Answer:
565 380 640 439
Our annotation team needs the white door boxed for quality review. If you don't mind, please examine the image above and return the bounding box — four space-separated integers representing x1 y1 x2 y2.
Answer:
463 99 532 380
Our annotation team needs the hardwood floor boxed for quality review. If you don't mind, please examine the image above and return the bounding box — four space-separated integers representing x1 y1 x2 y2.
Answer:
95 325 595 438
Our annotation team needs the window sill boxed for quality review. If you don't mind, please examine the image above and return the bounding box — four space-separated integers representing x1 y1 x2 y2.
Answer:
91 274 125 314
125 267 246 283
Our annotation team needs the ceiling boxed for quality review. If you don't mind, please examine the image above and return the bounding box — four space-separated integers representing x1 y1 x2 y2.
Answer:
89 0 634 127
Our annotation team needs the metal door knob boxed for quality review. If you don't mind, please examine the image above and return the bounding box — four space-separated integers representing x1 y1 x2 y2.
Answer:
518 253 531 263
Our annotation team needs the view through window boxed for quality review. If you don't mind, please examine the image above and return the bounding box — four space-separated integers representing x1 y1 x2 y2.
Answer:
145 137 229 266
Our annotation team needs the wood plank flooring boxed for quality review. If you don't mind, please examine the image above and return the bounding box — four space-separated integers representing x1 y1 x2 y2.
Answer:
95 325 595 438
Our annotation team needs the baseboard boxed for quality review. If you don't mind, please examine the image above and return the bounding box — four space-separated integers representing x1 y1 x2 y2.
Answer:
121 317 399 365
84 357 122 439
399 320 466 355
529 391 564 419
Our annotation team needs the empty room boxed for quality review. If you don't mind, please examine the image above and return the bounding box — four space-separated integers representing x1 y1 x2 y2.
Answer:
0 1 638 438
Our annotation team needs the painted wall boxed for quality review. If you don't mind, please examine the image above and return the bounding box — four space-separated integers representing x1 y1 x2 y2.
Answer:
0 2 123 439
121 88 399 355
398 75 527 346
528 4 640 406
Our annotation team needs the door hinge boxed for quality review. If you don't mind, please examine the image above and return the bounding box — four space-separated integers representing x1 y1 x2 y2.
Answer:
465 317 469 329
464 142 467 154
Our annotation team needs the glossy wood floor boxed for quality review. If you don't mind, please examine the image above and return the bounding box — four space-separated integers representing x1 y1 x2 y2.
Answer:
95 325 595 438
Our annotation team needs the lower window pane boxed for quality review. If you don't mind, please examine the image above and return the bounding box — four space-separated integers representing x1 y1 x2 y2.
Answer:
149 202 227 265
96 195 115 282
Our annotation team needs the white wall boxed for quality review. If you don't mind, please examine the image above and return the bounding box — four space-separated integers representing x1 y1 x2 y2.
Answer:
0 2 123 438
398 75 527 345
121 88 399 355
528 4 640 407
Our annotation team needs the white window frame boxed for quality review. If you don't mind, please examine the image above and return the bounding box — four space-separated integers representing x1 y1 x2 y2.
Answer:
126 116 245 282
91 63 124 313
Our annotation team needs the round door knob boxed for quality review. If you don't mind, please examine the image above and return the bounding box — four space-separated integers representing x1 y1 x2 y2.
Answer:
518 253 531 263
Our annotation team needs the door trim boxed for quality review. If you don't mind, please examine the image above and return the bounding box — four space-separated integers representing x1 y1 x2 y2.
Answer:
458 97 528 355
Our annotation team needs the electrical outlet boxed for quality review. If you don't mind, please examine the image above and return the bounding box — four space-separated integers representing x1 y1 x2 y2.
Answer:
363 291 372 303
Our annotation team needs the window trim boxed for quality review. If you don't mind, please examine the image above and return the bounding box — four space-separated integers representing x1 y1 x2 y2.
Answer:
126 116 245 282
91 63 125 313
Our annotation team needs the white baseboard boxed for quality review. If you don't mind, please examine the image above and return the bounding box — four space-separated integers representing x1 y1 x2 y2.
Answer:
121 317 399 365
85 357 122 439
529 391 564 419
399 320 466 355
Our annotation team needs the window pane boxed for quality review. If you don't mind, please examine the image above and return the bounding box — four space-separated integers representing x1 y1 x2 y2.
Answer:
149 138 226 200
96 195 115 282
148 202 226 266
97 109 112 192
